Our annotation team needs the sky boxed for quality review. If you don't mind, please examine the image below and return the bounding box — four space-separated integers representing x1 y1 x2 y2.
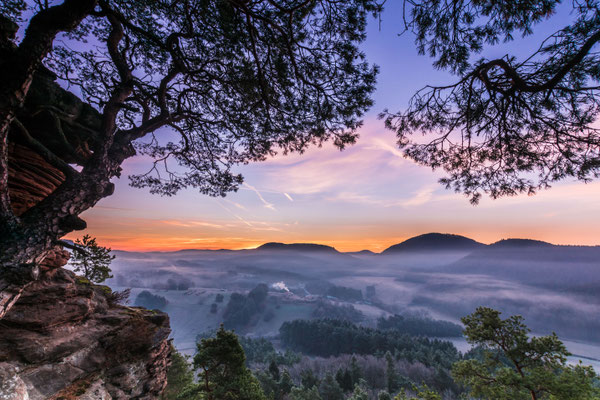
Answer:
66 2 600 252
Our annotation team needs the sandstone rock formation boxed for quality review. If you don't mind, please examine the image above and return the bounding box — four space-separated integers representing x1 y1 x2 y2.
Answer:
0 68 171 398
0 267 171 399
0 260 172 398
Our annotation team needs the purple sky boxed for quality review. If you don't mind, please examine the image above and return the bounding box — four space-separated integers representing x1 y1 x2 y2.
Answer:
68 2 600 251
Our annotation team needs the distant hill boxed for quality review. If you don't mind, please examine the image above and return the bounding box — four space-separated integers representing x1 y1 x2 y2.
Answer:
451 240 600 265
255 242 340 254
490 238 553 248
345 250 376 256
381 233 486 254
444 240 600 289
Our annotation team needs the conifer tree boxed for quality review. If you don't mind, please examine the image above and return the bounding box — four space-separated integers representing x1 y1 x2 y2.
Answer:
185 325 266 400
453 307 600 400
319 373 344 400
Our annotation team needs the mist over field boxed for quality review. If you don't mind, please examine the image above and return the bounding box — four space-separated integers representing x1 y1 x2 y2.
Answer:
104 234 600 368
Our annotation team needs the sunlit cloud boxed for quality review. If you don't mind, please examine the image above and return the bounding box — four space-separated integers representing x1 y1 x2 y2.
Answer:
159 220 226 229
215 201 253 227
365 138 406 160
400 184 438 207
224 198 246 210
243 183 276 210
326 184 443 208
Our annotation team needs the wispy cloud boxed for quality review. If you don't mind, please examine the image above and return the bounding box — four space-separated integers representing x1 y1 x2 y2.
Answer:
400 185 437 207
216 200 253 226
365 138 406 160
159 220 225 229
326 184 442 208
243 183 276 210
224 198 246 210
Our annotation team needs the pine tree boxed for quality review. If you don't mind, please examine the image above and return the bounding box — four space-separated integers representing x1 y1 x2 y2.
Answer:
269 360 280 382
348 381 369 400
300 368 320 390
187 325 266 400
385 351 399 394
453 307 600 400
336 368 353 392
68 235 114 283
350 356 362 387
278 370 294 398
161 345 194 400
319 373 344 400
378 390 392 400
289 386 322 400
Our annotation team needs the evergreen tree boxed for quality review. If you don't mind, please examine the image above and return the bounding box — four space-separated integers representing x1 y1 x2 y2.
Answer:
161 345 194 400
269 360 280 382
278 370 294 398
384 0 600 202
0 0 379 318
393 385 441 400
378 390 392 400
385 351 399 394
187 325 266 400
300 368 320 390
335 368 353 392
350 356 362 387
319 373 344 400
255 371 279 400
348 381 369 400
289 386 322 400
68 235 114 283
453 307 600 400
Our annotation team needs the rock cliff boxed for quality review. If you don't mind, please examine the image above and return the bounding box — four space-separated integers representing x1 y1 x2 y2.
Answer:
0 69 171 398
0 267 171 399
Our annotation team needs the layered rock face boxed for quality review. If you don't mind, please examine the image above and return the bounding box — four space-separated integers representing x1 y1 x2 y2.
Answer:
0 267 171 399
0 69 171 398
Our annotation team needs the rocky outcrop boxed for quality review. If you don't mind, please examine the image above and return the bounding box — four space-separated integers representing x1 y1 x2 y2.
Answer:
0 268 171 399
7 67 102 218
1 49 171 399
7 142 66 217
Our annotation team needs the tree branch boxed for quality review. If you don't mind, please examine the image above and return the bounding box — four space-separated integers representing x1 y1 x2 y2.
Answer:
477 28 600 94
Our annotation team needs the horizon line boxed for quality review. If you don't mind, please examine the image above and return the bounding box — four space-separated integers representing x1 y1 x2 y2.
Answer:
105 233 600 253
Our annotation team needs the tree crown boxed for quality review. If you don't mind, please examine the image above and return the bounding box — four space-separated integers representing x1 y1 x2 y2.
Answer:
384 0 600 203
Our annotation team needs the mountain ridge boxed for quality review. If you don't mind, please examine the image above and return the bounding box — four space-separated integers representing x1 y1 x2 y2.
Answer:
255 242 340 253
381 233 486 254
111 234 600 255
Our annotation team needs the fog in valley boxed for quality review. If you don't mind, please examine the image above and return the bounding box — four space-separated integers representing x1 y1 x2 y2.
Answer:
103 234 600 369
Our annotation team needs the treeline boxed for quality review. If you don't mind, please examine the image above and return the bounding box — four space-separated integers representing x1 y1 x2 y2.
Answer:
305 281 365 302
312 300 364 322
134 290 168 310
377 314 462 337
327 286 363 302
222 283 270 330
256 352 458 398
113 274 194 291
164 308 600 400
238 336 300 366
279 319 459 370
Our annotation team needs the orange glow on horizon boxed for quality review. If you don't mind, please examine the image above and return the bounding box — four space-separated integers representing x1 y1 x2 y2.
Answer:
64 230 600 254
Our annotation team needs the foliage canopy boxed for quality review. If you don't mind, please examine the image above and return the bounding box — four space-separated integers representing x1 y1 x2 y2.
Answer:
37 0 379 197
68 234 114 283
453 307 600 400
384 0 600 203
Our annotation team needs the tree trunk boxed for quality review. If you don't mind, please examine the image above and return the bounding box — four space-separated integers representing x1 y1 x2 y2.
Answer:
0 1 100 318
